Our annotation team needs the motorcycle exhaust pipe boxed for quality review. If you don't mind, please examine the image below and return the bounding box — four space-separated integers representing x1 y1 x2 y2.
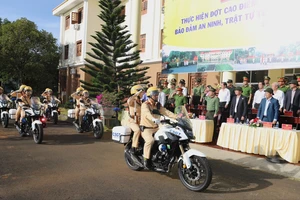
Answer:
125 150 144 168
73 121 80 129
15 125 21 133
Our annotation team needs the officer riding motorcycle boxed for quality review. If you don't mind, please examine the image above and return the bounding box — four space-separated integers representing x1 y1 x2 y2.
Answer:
140 86 177 169
0 86 12 128
10 84 27 127
71 87 85 125
121 85 145 159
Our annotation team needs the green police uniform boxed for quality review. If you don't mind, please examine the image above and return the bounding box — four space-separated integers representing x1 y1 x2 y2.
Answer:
174 94 187 114
264 84 271 89
205 96 219 120
193 85 205 98
163 88 170 95
242 85 252 98
278 85 289 93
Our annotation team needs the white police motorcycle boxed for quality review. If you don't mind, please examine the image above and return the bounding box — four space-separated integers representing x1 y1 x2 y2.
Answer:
44 98 60 124
16 97 44 144
0 99 10 128
73 98 104 139
113 106 212 192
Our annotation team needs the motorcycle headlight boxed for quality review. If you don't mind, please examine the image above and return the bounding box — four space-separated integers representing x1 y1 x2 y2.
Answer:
186 130 195 140
34 110 40 115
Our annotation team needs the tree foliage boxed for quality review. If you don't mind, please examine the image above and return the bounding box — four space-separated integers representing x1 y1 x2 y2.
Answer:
81 0 150 105
0 18 60 95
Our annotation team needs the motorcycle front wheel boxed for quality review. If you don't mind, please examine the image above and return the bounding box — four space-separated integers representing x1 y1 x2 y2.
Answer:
93 122 104 139
2 113 9 128
33 124 44 144
178 156 212 192
53 112 58 124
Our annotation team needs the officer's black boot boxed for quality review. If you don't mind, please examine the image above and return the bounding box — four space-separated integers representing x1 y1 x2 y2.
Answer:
129 147 137 155
143 158 153 170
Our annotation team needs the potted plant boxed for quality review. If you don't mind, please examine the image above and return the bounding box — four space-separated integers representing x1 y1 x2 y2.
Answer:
96 91 118 118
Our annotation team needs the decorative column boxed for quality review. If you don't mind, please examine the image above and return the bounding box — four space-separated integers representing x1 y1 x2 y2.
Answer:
222 71 235 83
70 68 77 95
130 0 141 51
167 74 178 87
66 65 71 98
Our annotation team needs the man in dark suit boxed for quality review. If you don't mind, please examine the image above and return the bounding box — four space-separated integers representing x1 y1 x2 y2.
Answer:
229 87 248 123
257 88 279 123
283 80 300 117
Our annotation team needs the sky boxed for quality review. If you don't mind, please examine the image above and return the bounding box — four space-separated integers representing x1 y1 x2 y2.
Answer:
0 0 63 40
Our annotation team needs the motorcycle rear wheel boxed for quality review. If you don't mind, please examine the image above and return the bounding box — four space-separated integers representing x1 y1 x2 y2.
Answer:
178 156 212 192
2 113 9 128
124 143 143 171
33 124 44 144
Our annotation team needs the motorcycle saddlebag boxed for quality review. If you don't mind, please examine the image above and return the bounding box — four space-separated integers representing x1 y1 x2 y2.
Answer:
112 126 131 144
9 109 17 119
67 109 75 118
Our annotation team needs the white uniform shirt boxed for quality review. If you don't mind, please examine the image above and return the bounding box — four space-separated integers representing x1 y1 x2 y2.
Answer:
158 91 166 107
234 96 240 113
273 89 284 109
263 98 271 116
252 89 265 108
218 88 230 105
182 87 188 97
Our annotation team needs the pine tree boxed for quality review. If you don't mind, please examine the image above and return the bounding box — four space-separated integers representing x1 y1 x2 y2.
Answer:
81 0 149 106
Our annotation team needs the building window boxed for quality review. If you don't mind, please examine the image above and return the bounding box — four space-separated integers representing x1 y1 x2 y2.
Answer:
64 45 69 60
76 40 82 57
141 0 148 15
284 68 300 82
78 8 83 24
140 34 146 52
235 70 268 88
71 8 83 24
120 6 126 16
65 15 70 30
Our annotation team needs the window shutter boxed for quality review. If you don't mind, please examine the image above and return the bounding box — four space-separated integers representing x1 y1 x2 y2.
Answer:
71 12 78 24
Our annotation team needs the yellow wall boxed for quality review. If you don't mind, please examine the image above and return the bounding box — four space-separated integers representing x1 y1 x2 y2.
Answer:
85 0 103 61
206 72 221 88
140 62 162 85
268 69 284 83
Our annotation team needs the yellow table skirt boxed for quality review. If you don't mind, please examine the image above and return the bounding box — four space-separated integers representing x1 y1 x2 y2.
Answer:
191 119 214 143
217 123 300 163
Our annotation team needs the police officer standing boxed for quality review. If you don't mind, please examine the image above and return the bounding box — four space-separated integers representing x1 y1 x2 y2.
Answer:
205 87 219 120
205 87 219 140
140 86 177 169
242 76 252 105
277 77 289 93
227 79 236 101
264 76 271 89
191 78 205 106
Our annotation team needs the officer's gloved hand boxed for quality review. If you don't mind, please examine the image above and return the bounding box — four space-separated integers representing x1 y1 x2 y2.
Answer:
152 118 160 125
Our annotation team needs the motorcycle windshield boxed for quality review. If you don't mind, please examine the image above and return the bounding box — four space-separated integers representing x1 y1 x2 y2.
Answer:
0 99 8 105
50 96 59 104
90 98 104 114
176 106 193 131
31 97 42 109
